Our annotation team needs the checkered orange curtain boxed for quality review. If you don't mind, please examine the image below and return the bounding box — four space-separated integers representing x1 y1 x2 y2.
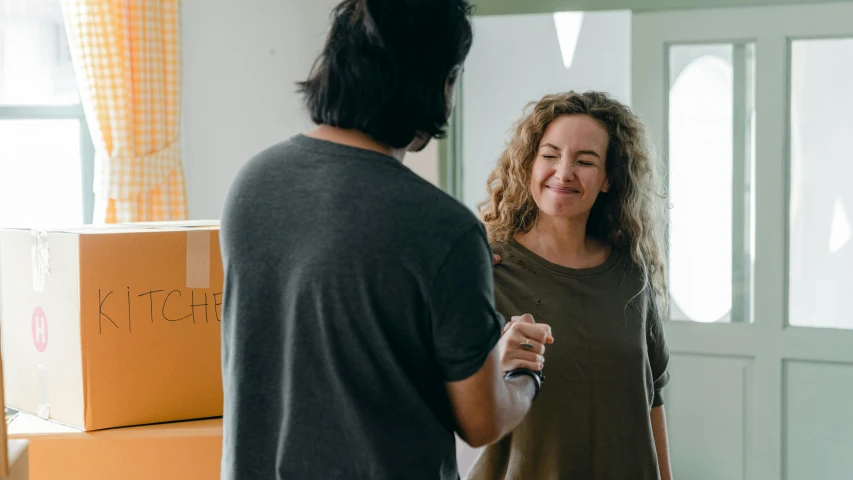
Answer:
62 0 187 223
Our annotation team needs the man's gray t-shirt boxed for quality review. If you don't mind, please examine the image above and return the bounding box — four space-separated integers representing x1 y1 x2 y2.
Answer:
219 135 503 480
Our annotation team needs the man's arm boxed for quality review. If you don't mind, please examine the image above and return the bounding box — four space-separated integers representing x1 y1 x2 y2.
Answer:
652 405 672 480
430 226 550 447
445 318 551 448
445 350 535 447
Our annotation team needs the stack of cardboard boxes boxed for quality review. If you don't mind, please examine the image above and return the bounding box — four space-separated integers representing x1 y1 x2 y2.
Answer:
0 222 225 479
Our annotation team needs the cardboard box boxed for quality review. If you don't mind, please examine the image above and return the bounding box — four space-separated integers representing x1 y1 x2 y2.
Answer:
5 440 29 480
8 413 221 480
0 222 224 430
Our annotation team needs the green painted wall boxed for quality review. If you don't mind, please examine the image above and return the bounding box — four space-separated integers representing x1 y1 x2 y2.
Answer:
471 0 847 15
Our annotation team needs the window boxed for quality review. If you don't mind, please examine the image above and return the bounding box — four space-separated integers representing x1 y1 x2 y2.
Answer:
788 38 853 329
0 0 93 227
667 43 756 323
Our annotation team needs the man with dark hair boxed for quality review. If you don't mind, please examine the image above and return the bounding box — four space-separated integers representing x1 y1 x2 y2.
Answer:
219 1 551 479
298 0 472 152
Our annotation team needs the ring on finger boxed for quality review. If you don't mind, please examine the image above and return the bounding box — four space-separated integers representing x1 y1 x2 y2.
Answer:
520 338 534 350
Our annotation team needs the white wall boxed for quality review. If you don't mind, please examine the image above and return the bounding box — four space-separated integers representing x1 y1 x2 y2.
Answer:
182 0 438 220
460 11 631 212
182 0 334 220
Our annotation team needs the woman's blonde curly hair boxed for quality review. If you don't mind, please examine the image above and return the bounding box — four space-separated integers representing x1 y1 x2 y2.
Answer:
479 91 669 318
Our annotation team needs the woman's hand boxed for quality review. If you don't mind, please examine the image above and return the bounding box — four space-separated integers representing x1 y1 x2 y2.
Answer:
498 314 554 372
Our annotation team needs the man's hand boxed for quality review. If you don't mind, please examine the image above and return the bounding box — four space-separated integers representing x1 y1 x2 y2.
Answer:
497 314 554 372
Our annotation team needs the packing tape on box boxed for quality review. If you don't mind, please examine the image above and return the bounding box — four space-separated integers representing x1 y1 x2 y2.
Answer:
186 230 211 289
31 230 52 418
30 230 49 292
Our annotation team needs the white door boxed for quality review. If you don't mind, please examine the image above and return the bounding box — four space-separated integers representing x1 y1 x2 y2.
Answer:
632 3 853 479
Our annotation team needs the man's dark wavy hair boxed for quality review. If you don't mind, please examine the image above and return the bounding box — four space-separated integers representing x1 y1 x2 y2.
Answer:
298 0 475 149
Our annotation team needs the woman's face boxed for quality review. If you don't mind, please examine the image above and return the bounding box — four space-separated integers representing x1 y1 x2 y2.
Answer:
529 114 610 221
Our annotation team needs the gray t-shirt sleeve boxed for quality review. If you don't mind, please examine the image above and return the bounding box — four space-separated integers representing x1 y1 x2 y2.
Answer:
648 297 670 407
428 224 505 382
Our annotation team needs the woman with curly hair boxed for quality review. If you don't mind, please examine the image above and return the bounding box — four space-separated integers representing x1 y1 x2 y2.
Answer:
470 91 672 480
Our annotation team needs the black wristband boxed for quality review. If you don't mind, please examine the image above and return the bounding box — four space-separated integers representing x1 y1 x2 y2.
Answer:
504 368 544 400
